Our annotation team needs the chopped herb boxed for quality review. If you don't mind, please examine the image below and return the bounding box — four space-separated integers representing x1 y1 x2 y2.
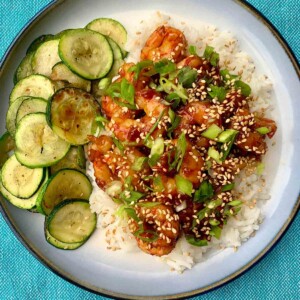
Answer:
194 180 214 202
132 157 147 171
234 80 251 97
165 93 181 109
228 200 242 206
175 175 193 196
148 137 164 167
201 124 223 140
186 235 208 247
95 114 109 129
112 137 125 154
220 69 238 81
221 183 235 192
207 198 223 209
208 147 222 164
154 59 177 76
159 77 188 101
133 229 159 243
218 129 238 143
192 207 210 228
137 202 160 208
209 219 220 226
203 45 219 66
167 116 181 138
208 85 227 102
219 130 238 161
210 226 222 239
119 190 145 204
169 133 187 171
129 60 153 80
177 66 198 88
256 127 270 135
256 162 265 175
188 45 198 56
143 109 166 143
124 207 139 221
153 175 164 192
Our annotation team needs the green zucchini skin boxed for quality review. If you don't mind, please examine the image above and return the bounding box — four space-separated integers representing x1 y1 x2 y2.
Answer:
46 199 97 244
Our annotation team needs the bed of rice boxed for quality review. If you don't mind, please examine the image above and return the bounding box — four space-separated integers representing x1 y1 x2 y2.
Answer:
88 12 275 273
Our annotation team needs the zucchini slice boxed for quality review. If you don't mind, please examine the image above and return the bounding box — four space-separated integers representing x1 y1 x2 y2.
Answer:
86 18 127 50
47 199 96 244
58 29 113 80
50 62 91 92
26 34 54 54
0 169 48 210
37 168 92 215
50 146 86 175
48 87 100 145
16 97 48 124
15 113 70 168
32 39 61 77
13 51 34 84
1 154 44 198
10 74 55 104
45 227 83 250
0 132 15 168
6 96 31 137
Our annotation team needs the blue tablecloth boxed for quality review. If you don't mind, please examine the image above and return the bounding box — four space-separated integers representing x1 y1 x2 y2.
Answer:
0 1 299 299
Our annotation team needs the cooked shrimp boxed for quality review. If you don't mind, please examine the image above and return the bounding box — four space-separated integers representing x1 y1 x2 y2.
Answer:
128 203 180 256
140 26 187 63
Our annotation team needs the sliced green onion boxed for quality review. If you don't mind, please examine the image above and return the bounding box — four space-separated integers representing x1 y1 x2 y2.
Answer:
148 137 164 167
143 109 166 143
137 202 160 208
175 175 193 196
165 93 181 109
124 207 140 221
220 130 239 161
133 229 159 243
207 198 223 209
154 59 177 76
176 132 187 171
208 147 222 164
210 226 222 239
112 137 125 154
188 45 198 56
132 157 147 171
218 129 238 143
105 181 123 197
153 175 165 192
129 60 153 81
201 124 223 140
220 69 239 81
228 200 243 206
95 114 109 129
194 180 214 203
120 190 145 204
209 219 220 226
234 80 251 97
221 183 235 192
208 85 227 102
256 127 270 135
177 66 198 88
186 235 208 247
256 162 265 175
159 77 188 101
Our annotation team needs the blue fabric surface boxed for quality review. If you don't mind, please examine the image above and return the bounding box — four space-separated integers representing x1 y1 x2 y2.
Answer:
0 0 299 299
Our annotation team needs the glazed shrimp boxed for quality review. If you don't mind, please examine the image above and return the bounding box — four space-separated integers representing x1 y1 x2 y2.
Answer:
128 203 180 256
140 26 187 63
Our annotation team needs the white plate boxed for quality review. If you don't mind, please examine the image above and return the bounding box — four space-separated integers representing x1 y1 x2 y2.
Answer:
0 0 299 298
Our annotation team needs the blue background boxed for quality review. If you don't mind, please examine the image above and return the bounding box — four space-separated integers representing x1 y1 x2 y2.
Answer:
0 1 299 299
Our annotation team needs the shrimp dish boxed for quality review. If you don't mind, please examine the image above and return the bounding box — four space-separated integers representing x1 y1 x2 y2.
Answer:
87 22 277 266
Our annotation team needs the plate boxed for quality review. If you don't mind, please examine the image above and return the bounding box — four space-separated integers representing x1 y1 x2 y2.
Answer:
0 0 299 298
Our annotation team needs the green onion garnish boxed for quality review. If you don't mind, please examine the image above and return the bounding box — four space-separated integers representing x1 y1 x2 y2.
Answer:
256 127 270 135
234 80 251 97
209 226 222 239
129 60 153 81
112 136 125 154
207 198 223 209
203 45 219 67
159 77 188 101
228 200 243 206
256 162 265 175
188 45 198 56
208 85 227 102
208 147 222 164
98 77 112 90
137 202 160 208
194 180 214 203
201 124 223 140
221 183 235 192
143 109 166 144
175 175 193 196
177 66 198 88
218 129 238 143
132 157 147 171
148 137 164 167
186 235 208 247
154 59 177 76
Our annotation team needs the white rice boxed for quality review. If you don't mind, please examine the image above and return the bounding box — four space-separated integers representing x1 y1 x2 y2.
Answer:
88 12 275 273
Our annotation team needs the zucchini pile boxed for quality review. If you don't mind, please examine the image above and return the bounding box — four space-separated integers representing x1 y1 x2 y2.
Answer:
0 18 128 250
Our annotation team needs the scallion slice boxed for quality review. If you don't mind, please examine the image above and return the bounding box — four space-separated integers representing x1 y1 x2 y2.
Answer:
201 124 223 140
256 127 270 135
175 175 193 196
208 147 222 164
218 129 238 143
186 235 208 247
132 157 147 171
148 137 164 167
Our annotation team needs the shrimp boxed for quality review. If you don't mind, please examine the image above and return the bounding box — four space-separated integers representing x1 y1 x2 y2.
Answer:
140 26 187 63
128 203 180 256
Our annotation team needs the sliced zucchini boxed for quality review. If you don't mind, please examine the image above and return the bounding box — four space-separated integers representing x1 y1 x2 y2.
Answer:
0 132 15 168
15 113 70 168
45 227 83 250
50 62 91 92
6 96 31 137
32 39 61 77
48 87 100 145
0 169 48 210
50 146 86 175
16 97 48 124
26 34 54 54
13 51 34 84
1 154 44 198
54 29 74 39
9 74 55 104
58 29 113 80
86 18 127 49
106 37 124 78
37 168 92 215
47 199 96 244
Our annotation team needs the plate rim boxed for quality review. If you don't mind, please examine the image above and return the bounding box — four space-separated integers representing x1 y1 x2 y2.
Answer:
0 0 299 299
